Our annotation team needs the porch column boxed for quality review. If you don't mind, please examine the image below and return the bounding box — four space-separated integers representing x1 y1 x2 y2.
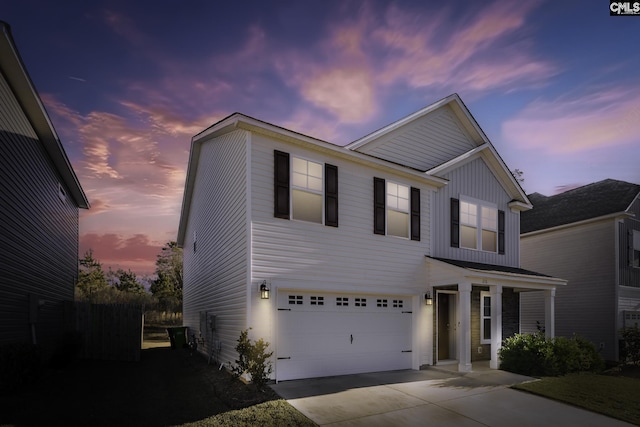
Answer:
457 282 472 372
490 285 502 369
544 288 556 338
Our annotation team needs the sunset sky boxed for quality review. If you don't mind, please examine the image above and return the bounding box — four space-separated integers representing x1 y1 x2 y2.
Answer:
4 1 640 275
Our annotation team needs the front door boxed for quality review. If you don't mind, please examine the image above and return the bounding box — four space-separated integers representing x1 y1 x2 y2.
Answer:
437 292 457 361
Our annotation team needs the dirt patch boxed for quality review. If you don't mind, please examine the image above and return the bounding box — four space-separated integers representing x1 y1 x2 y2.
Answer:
0 338 280 426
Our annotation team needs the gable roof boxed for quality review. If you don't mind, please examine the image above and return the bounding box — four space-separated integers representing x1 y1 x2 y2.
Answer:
347 93 531 209
0 21 89 209
521 179 640 234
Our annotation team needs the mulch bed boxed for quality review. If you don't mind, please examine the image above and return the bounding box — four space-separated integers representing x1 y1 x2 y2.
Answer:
0 346 280 427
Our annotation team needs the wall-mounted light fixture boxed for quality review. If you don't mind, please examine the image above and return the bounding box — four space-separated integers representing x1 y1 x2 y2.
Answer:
259 280 270 299
424 291 433 306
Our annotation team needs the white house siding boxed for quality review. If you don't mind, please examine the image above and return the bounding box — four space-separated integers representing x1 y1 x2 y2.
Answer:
353 106 476 172
0 72 79 351
249 133 436 374
521 219 617 360
182 129 249 366
431 157 520 267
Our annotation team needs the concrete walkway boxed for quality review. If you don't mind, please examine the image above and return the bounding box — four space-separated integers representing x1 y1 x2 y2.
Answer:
271 366 633 426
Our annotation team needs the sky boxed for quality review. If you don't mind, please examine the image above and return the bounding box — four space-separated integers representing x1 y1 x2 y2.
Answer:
3 0 640 275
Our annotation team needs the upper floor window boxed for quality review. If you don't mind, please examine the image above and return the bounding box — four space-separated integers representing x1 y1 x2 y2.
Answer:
387 182 410 238
374 177 420 240
451 197 505 254
274 150 338 227
292 157 323 223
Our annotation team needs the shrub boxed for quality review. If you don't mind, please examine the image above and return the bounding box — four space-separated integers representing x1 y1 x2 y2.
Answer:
231 328 273 388
0 342 43 393
499 332 604 376
620 326 640 365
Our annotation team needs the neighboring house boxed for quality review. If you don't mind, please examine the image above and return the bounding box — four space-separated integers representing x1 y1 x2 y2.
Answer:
177 93 566 382
520 179 640 362
0 22 89 358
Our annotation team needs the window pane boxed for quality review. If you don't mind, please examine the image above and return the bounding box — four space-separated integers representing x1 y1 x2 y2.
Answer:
482 229 497 252
292 172 307 188
398 185 409 199
483 319 491 340
483 296 491 316
461 225 477 249
292 189 322 223
387 209 409 238
461 201 477 226
308 161 323 179
482 206 497 230
308 176 323 192
292 157 307 174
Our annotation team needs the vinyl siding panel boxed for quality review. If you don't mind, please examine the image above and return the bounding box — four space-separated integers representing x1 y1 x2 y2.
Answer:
521 219 617 360
0 72 79 352
355 106 476 171
182 130 248 365
250 133 434 352
432 157 519 266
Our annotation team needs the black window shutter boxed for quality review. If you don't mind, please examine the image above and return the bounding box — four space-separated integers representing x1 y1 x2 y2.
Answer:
411 187 420 241
325 164 338 227
498 210 505 254
450 198 460 248
374 177 386 235
274 150 290 219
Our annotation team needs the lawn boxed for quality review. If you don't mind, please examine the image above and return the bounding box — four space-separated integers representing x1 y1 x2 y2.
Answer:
514 371 640 425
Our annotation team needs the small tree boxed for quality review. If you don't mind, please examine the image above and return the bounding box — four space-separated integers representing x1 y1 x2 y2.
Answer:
621 326 640 365
76 250 108 302
232 328 273 388
115 269 146 295
150 242 183 314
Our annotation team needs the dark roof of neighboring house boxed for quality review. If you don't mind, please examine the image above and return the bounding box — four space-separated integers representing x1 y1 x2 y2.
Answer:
427 257 553 278
521 179 640 234
0 21 89 209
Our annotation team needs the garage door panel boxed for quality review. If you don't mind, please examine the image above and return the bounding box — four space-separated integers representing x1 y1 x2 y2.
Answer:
276 291 413 381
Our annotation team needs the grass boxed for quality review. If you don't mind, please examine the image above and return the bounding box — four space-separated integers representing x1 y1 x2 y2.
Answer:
514 372 640 425
181 400 316 427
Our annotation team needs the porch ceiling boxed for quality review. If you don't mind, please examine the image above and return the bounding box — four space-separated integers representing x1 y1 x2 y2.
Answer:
426 256 567 290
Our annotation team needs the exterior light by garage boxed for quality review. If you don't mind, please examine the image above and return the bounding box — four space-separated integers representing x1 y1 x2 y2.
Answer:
259 281 270 299
424 291 433 305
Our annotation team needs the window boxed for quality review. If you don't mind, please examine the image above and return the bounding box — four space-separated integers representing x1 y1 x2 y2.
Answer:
292 157 323 223
454 198 502 253
387 182 409 238
288 295 303 305
373 177 420 240
481 291 491 344
633 230 640 268
274 151 338 226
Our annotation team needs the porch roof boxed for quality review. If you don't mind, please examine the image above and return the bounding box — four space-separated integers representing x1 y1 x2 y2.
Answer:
426 256 567 289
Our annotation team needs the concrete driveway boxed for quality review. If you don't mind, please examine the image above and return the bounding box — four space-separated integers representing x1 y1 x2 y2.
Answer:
270 366 633 426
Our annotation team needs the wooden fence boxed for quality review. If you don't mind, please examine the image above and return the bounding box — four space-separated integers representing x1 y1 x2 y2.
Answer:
74 303 143 362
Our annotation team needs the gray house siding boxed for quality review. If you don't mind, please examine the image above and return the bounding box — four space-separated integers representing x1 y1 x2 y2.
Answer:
181 129 249 366
521 219 617 360
432 157 519 267
353 105 476 171
0 72 79 352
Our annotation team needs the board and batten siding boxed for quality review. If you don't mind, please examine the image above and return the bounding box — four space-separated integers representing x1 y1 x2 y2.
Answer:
521 219 617 360
249 133 435 364
353 105 476 172
0 72 79 350
182 129 249 365
431 157 519 267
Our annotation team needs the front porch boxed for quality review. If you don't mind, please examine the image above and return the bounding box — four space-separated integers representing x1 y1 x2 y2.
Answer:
426 257 567 372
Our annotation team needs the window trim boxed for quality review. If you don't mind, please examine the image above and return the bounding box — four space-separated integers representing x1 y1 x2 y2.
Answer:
480 291 491 345
459 196 499 253
373 177 420 240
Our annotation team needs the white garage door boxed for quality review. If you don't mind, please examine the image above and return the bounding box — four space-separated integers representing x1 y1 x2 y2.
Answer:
276 291 413 381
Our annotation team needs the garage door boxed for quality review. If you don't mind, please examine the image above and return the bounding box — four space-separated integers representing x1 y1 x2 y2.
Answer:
276 291 413 381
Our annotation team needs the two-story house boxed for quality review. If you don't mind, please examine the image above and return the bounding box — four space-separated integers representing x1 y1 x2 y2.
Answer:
520 179 640 362
0 22 89 358
177 94 566 382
